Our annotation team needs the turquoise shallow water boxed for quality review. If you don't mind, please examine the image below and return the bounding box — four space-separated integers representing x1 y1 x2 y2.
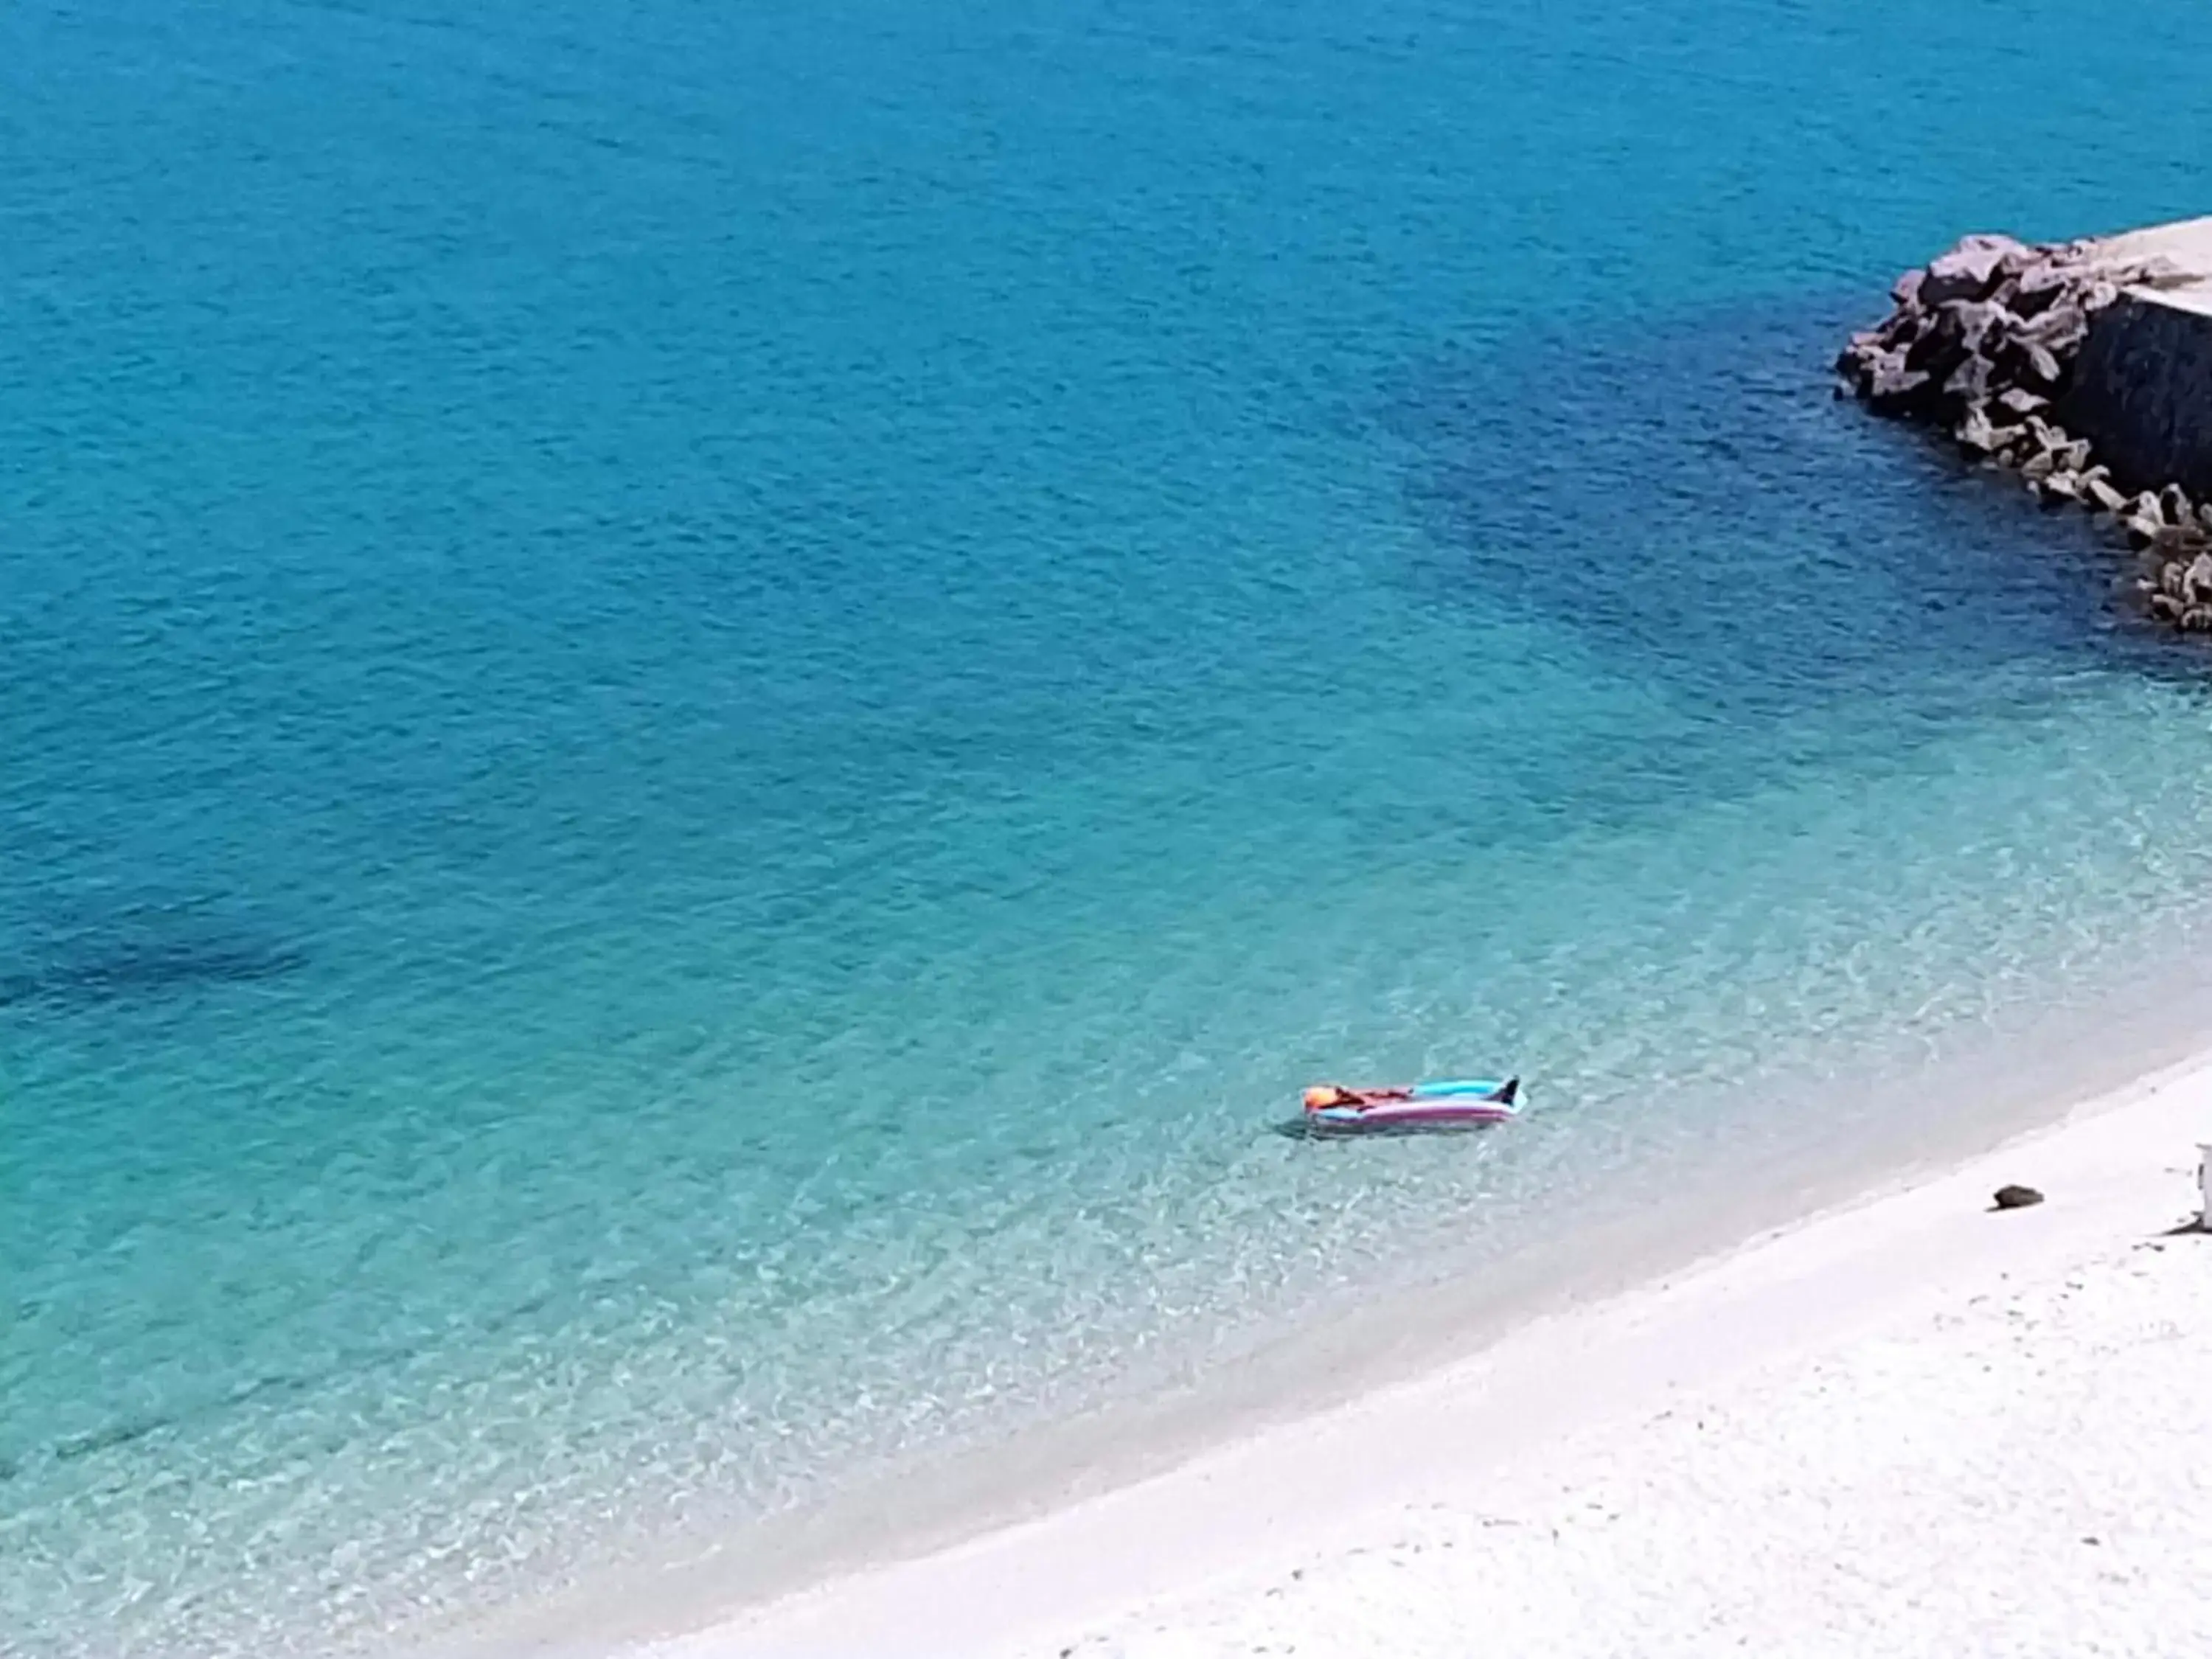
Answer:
10 1 2212 1652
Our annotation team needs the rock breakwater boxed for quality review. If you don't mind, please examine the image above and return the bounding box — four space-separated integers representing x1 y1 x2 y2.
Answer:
1838 232 2212 630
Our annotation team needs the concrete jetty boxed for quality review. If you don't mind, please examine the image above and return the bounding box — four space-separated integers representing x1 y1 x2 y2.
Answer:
1837 215 2212 630
2062 217 2212 499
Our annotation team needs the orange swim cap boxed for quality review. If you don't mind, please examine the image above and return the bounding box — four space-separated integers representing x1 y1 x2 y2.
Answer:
1302 1086 1335 1110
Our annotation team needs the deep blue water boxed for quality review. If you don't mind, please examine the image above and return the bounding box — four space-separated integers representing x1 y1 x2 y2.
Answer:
10 1 2212 1652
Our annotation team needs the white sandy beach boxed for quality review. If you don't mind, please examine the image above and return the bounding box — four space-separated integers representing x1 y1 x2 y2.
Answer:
634 1058 2212 1659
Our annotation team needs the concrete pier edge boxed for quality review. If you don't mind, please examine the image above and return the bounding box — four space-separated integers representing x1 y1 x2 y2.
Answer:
1838 215 2212 631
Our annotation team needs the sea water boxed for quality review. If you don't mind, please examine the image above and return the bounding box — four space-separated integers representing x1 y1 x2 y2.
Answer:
10 1 2212 1652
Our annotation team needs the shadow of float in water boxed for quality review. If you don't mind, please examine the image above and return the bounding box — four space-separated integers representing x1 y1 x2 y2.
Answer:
1271 1115 1518 1142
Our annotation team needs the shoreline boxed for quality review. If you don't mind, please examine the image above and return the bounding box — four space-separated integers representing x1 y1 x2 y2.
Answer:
611 1040 2212 1658
385 605 2212 1659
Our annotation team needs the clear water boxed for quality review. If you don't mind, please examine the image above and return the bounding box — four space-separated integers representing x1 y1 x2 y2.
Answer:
9 1 2212 1652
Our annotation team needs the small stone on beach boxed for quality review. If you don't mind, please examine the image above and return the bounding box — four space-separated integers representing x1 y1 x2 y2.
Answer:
1992 1184 2045 1211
